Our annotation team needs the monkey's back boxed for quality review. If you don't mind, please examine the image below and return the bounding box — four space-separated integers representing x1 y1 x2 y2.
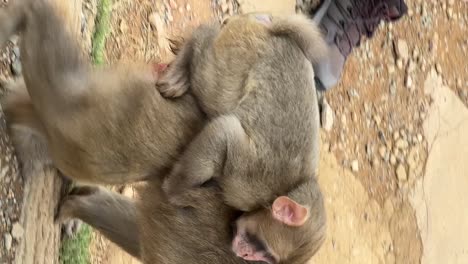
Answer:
195 33 320 195
49 72 206 184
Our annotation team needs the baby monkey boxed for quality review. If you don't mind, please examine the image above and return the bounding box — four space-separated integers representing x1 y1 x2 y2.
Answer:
158 14 327 263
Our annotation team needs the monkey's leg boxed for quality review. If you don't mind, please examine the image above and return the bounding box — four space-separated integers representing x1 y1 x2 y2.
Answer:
156 37 194 98
56 186 141 259
163 115 250 206
1 78 46 134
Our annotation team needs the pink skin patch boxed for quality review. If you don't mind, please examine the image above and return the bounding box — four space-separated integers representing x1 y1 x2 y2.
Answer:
232 233 271 263
149 63 169 82
153 63 168 74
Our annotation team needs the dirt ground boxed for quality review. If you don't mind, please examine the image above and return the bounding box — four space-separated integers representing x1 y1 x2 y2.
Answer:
0 0 467 263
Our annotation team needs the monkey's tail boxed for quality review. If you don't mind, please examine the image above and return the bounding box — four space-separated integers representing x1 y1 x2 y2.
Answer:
270 14 328 64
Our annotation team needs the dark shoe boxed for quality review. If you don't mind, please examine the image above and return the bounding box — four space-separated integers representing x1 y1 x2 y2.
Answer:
312 0 408 90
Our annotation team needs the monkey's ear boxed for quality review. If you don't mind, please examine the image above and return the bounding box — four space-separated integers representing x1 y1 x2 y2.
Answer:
272 196 309 227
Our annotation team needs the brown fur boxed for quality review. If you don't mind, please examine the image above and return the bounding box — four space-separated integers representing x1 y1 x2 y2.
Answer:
0 0 205 185
0 1 251 263
157 13 327 263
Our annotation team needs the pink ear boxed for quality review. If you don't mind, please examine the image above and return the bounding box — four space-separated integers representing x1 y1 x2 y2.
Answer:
272 196 309 227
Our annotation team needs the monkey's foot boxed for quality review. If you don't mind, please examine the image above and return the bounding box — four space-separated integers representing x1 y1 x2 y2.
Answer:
155 65 189 98
55 186 101 237
62 219 83 238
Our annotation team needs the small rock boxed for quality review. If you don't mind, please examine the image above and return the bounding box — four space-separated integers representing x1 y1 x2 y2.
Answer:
388 64 395 74
12 46 20 58
389 80 397 95
393 131 400 141
390 154 397 165
9 34 19 45
186 3 191 11
373 115 381 126
407 60 416 73
405 75 413 89
11 222 24 239
396 59 404 69
447 8 453 19
396 139 409 149
395 39 409 60
379 146 387 159
221 3 229 13
371 157 380 167
348 89 359 99
417 133 423 142
396 164 407 182
4 234 12 251
169 0 177 9
351 160 359 172
119 20 128 33
341 115 347 126
321 99 334 131
149 12 165 36
435 63 442 74
407 147 420 169
11 60 22 76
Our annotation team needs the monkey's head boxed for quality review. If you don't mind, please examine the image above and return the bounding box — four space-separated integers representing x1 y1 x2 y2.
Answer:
232 181 326 264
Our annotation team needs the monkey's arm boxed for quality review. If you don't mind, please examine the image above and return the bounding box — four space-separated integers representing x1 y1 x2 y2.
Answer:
163 115 251 207
56 186 141 259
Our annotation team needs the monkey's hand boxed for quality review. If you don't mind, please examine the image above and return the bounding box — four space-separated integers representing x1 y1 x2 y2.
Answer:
162 164 201 208
156 63 190 98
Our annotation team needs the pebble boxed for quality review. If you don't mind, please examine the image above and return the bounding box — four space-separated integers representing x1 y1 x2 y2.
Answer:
169 0 177 9
351 160 359 172
393 131 400 141
395 39 409 60
407 147 419 169
396 139 409 149
390 154 397 165
379 146 387 159
407 60 416 73
9 34 19 45
119 20 128 33
388 64 395 74
186 3 191 11
396 164 407 182
12 46 20 58
371 157 380 167
373 115 381 126
435 63 442 74
396 59 404 69
11 222 24 239
148 12 165 36
417 133 423 142
389 80 397 95
321 99 334 131
405 75 413 89
11 60 22 76
4 233 12 251
348 89 359 99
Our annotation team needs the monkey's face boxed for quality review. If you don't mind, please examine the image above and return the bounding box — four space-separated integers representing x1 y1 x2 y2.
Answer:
232 196 320 263
232 212 279 264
